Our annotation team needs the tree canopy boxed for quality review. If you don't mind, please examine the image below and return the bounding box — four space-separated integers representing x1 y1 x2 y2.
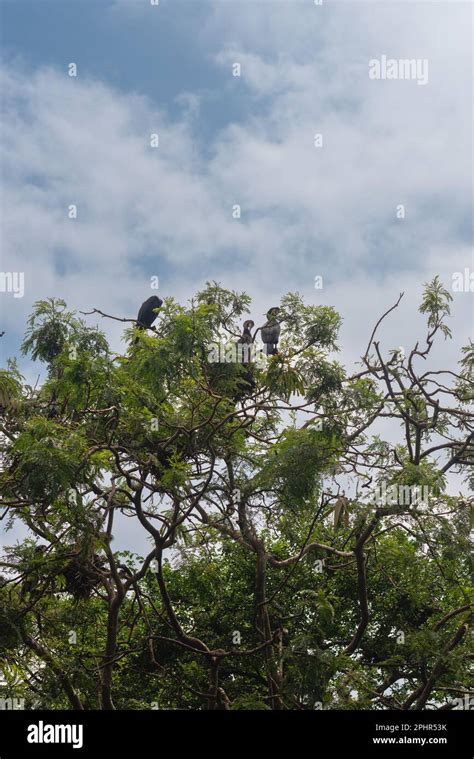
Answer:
0 279 472 710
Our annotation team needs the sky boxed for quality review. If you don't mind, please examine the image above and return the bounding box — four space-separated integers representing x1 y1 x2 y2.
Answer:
0 0 472 550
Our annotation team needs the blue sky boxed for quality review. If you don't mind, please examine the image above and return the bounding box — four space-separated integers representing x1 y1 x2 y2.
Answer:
0 0 472 377
1 1 242 129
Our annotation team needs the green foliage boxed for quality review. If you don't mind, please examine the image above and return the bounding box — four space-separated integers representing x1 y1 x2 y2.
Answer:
389 456 447 497
280 293 342 351
306 360 345 402
0 368 22 411
419 275 453 338
265 355 306 401
256 426 340 507
21 298 108 365
11 418 89 500
0 282 472 712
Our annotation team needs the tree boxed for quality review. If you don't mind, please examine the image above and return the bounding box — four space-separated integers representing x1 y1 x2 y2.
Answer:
0 280 472 710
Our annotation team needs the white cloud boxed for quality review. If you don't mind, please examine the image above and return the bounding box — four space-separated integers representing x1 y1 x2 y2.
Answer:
0 0 471 369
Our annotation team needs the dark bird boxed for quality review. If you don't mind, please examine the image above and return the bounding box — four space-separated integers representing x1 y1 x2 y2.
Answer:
137 295 163 329
260 307 281 356
234 319 256 400
236 319 254 364
135 295 163 342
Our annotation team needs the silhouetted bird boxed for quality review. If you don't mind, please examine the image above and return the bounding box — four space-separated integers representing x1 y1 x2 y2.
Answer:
260 307 281 355
235 319 256 400
236 319 254 364
137 295 163 328
135 295 163 342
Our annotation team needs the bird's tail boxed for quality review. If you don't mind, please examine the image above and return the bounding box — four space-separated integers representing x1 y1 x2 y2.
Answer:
265 344 278 356
133 325 144 345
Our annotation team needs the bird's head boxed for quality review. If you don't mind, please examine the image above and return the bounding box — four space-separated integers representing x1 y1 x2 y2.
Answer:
243 320 255 330
265 307 281 321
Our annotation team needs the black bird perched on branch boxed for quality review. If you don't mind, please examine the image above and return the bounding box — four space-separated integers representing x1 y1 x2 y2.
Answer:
260 307 281 355
135 295 163 342
234 319 256 400
236 319 254 364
